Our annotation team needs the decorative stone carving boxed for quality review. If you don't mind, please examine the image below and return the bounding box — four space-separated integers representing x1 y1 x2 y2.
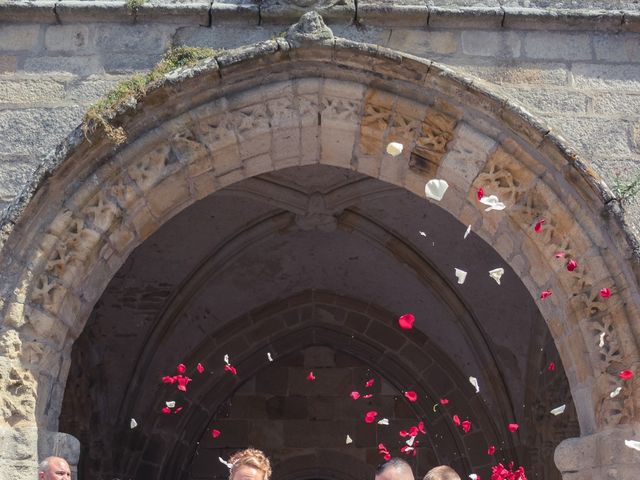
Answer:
286 11 334 47
294 192 339 232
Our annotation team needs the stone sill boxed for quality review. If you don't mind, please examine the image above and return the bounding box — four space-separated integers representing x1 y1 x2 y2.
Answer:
0 1 638 32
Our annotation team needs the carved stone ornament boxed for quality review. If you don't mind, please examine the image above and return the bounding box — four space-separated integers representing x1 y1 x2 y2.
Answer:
287 11 334 47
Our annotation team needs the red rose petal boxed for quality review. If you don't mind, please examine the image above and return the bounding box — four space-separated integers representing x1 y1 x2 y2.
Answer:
408 426 419 437
162 406 171 414
534 219 545 233
365 379 375 388
566 260 578 272
224 364 237 375
350 391 361 400
176 363 186 374
307 371 316 381
439 398 449 405
548 361 556 371
162 375 176 384
174 406 183 414
600 288 612 298
365 411 378 423
399 430 409 438
211 429 221 438
197 363 205 374
363 394 373 399
176 376 192 392
619 369 634 380
398 313 415 330
487 445 496 455
418 421 426 434
453 414 461 426
540 290 552 300
477 187 484 201
461 420 472 433
508 423 519 432
555 252 566 258
404 391 418 402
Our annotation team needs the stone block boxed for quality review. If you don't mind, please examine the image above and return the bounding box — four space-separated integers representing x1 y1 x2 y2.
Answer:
0 156 37 202
457 61 569 86
593 33 640 63
461 31 521 58
44 25 90 52
428 6 504 29
146 172 192 218
546 116 632 157
357 4 429 27
0 80 65 105
498 87 588 115
387 30 459 57
440 123 496 188
523 32 593 60
303 346 336 368
23 55 104 76
173 24 279 50
590 92 640 116
0 25 40 51
94 24 172 53
572 63 640 90
100 52 163 73
0 56 17 73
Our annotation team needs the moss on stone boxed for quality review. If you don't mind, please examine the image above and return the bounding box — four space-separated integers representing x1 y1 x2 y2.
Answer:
83 46 221 145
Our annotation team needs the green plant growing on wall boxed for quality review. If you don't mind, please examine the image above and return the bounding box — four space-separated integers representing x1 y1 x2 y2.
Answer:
614 173 640 203
126 0 144 14
83 46 221 145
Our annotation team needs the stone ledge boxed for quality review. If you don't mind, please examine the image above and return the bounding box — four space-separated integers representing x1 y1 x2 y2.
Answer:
503 7 624 31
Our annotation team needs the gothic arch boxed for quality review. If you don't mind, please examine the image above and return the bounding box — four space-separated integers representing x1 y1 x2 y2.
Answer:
0 14 638 478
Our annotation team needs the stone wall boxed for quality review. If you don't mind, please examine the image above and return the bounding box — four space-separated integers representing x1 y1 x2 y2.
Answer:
0 1 639 234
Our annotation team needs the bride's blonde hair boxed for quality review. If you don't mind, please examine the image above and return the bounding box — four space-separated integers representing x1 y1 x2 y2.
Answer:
228 448 272 480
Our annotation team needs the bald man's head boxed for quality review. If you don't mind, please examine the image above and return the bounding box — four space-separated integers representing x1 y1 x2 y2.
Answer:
375 458 415 480
423 465 461 480
38 456 71 480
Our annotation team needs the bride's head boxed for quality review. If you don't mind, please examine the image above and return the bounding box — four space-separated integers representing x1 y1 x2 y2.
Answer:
228 448 272 480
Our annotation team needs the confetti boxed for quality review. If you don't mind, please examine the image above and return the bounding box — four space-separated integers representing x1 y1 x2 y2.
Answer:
176 363 186 374
267 352 274 362
491 463 526 480
489 268 504 285
440 398 449 405
567 259 578 272
550 404 566 416
425 179 449 201
488 445 496 455
307 371 316 381
624 439 640 451
461 420 472 433
365 411 378 423
365 378 375 388
619 370 634 380
455 268 468 285
130 418 138 429
600 288 612 298
378 443 391 461
477 187 484 201
480 195 506 211
346 434 353 444
350 391 361 400
224 364 237 375
508 423 519 432
534 219 545 232
161 407 171 414
377 418 389 425
398 313 415 330
211 429 221 438
540 290 552 300
469 376 480 393
453 415 461 426
386 142 404 156
548 362 556 372
464 225 471 239
219 457 233 469
404 391 418 402
197 363 205 374
610 387 622 398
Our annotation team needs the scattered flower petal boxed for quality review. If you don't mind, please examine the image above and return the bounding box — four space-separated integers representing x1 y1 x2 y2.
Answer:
464 225 471 239
162 376 176 384
555 252 566 259
378 418 389 425
567 259 578 272
197 363 205 374
176 376 192 392
404 391 418 402
307 371 316 381
166 401 176 408
211 429 221 438
453 415 461 426
386 142 404 156
508 423 519 432
455 268 468 285
469 376 480 393
477 187 484 201
550 404 566 416
350 391 361 400
619 370 634 380
398 313 415 330
469 475 478 480
433 403 439 412
224 364 237 375
346 434 353 444
419 231 427 237
224 354 230 365
440 398 449 405
363 394 373 399
600 288 612 298
176 363 186 374
534 219 545 233
405 436 416 447
489 268 504 285
548 362 556 372
425 179 449 201
219 457 233 469
487 445 496 455
418 421 426 434
162 407 171 415
610 387 622 398
130 418 138 429
268 352 274 362
624 439 640 451
365 379 375 388
540 290 552 300
461 420 472 433
174 406 183 414
365 411 378 423
599 332 606 348
480 195 506 211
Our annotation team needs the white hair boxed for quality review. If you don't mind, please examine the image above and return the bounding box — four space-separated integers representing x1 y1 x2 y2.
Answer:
38 458 50 473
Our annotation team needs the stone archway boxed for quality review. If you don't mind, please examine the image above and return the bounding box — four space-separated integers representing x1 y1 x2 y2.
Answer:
0 11 638 479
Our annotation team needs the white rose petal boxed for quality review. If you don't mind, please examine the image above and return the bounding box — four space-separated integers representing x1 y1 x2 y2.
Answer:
469 376 480 394
550 404 566 416
130 418 138 429
224 354 230 365
599 332 606 348
346 434 353 444
480 194 506 211
166 401 176 408
425 179 449 202
455 268 468 285
469 475 479 480
624 439 640 451
377 418 389 425
610 387 622 398
406 436 416 447
267 352 274 362
419 231 427 237
464 225 471 239
386 142 404 156
219 457 234 469
489 268 504 285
